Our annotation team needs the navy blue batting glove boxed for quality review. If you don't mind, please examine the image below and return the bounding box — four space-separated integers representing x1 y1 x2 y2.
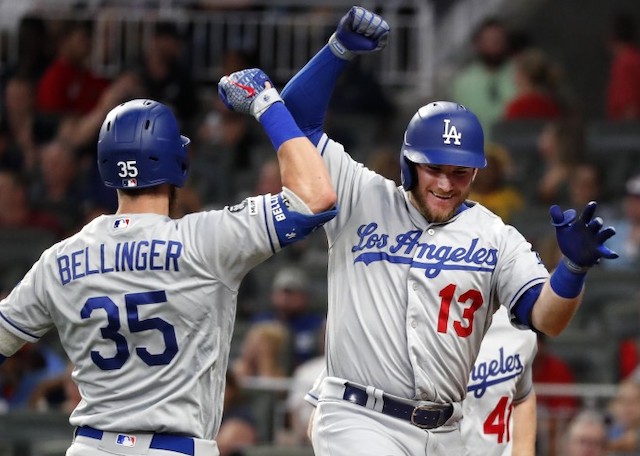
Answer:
329 6 390 60
550 201 618 272
218 68 283 120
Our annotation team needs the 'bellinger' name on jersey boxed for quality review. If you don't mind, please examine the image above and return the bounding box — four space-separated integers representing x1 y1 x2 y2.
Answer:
57 238 184 285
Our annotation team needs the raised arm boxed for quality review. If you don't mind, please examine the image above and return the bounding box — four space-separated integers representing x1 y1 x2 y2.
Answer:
530 201 617 335
281 6 390 145
218 68 336 214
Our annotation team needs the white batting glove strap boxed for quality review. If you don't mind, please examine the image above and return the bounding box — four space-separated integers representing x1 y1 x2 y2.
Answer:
251 87 283 120
329 32 355 60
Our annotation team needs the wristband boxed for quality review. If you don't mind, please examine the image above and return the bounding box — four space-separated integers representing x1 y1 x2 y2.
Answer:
259 102 304 151
549 259 587 299
328 33 355 60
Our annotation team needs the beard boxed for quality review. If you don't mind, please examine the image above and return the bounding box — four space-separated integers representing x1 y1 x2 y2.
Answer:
410 186 472 223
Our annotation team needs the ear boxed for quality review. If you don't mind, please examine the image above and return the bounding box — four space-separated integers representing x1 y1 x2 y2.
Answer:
472 169 478 182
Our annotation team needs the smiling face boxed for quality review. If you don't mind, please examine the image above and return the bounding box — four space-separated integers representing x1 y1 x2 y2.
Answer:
409 163 476 223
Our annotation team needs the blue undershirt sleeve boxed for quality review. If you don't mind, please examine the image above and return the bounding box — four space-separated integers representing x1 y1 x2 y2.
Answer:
281 45 350 146
0 354 6 366
512 283 543 330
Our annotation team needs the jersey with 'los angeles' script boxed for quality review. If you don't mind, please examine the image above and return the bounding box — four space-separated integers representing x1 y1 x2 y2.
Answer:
317 133 548 404
462 306 537 455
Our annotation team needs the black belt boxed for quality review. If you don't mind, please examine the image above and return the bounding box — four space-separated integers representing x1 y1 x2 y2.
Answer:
342 383 453 430
75 426 195 456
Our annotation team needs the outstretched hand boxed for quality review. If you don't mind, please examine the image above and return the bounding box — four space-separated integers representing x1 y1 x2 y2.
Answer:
329 6 390 59
217 68 283 120
550 201 618 272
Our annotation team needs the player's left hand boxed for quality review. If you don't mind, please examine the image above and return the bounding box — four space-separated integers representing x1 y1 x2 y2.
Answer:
218 68 283 120
550 201 618 272
328 6 390 60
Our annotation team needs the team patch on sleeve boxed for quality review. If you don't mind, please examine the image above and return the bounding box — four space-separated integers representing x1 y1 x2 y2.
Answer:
226 198 258 215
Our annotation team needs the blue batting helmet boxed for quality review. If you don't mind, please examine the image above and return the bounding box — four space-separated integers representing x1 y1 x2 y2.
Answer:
400 101 486 190
97 99 190 189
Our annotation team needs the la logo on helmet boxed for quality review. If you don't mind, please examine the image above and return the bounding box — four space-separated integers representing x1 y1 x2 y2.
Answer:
442 119 462 146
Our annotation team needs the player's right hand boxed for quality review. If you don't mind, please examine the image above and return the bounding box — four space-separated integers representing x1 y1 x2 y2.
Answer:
218 68 283 120
550 201 618 272
328 6 390 60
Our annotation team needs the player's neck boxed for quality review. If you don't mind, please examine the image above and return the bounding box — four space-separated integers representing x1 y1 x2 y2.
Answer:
116 189 171 216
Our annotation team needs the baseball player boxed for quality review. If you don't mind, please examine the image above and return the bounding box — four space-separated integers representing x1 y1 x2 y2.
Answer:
277 6 618 455
461 306 537 455
0 69 337 456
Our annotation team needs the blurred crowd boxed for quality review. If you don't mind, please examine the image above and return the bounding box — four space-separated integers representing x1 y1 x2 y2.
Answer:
0 3 640 456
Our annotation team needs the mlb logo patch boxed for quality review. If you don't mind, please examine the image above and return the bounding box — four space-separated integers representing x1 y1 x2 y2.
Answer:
115 434 136 447
122 178 138 187
113 218 130 230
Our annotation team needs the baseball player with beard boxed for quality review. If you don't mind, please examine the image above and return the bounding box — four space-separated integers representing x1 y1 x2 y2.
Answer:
461 306 537 455
277 6 618 455
0 70 337 456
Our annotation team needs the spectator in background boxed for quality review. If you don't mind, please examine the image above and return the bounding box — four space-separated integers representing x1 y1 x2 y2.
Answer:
563 409 608 456
29 139 85 234
2 76 39 171
254 267 325 371
133 21 200 134
232 321 290 381
0 169 61 237
3 73 61 171
192 49 262 206
538 162 607 270
468 142 524 223
36 20 109 116
27 362 81 413
605 12 640 121
504 47 564 120
278 319 326 447
0 343 67 411
536 119 583 204
603 173 640 270
606 378 640 454
217 369 258 456
451 18 517 137
0 15 51 86
533 334 579 413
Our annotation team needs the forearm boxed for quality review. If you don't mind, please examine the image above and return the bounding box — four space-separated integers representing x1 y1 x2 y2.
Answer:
260 103 336 213
512 392 537 456
531 278 583 336
281 45 349 144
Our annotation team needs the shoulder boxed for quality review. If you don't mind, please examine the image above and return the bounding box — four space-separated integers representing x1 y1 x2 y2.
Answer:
463 201 506 225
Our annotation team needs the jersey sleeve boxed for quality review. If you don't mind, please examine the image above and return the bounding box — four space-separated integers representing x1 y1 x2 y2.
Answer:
316 134 382 242
185 193 334 289
513 336 538 404
0 254 54 343
493 225 549 320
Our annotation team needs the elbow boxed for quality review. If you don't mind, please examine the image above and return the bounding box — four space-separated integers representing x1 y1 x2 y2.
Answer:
537 319 568 338
311 187 337 213
540 325 563 338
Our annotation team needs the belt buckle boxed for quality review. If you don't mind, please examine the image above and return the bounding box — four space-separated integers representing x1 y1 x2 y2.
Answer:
410 404 443 429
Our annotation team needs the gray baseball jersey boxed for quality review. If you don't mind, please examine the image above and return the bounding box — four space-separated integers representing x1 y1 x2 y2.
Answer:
317 133 548 404
461 306 537 456
0 193 296 440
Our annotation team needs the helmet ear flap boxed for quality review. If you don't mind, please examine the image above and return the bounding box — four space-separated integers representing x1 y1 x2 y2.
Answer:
400 154 416 191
